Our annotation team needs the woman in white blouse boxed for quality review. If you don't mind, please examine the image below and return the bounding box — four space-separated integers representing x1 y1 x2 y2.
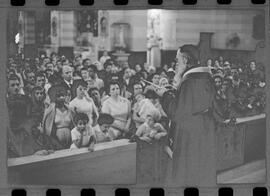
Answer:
101 81 131 139
69 80 99 128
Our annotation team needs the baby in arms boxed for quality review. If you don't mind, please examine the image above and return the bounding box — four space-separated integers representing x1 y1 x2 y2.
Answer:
135 109 167 143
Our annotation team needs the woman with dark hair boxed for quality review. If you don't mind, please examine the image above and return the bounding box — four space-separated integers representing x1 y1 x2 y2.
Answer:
69 80 99 128
101 80 132 139
144 73 161 94
134 64 147 81
43 85 74 148
88 87 102 112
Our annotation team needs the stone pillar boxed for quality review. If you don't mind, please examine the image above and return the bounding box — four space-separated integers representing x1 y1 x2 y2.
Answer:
7 11 18 56
198 32 214 66
51 11 75 58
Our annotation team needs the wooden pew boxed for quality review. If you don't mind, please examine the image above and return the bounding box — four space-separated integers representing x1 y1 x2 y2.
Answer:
217 159 266 184
217 114 266 171
217 114 266 184
136 114 266 184
8 139 137 185
8 114 266 185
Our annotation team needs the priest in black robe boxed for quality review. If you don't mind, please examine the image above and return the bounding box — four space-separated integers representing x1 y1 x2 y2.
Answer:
158 45 223 186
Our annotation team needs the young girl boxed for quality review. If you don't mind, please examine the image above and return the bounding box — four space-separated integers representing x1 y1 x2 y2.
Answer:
70 113 96 151
135 110 167 143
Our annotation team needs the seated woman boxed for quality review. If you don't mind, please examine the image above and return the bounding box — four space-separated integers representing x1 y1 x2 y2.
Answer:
144 73 161 93
88 87 102 113
93 113 115 143
132 93 146 129
101 81 132 139
159 77 169 88
43 85 74 148
69 80 99 127
133 64 147 82
70 112 95 151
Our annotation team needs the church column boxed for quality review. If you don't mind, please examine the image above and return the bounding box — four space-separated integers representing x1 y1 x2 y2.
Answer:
7 11 18 56
51 11 75 59
147 9 162 69
198 32 214 66
23 11 36 58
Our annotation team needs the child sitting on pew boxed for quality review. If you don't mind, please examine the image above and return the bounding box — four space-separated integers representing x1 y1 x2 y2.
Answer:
70 113 95 151
135 110 167 143
93 113 115 143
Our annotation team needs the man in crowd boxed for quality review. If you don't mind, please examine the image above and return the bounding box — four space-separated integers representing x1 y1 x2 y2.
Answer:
23 70 36 97
80 67 90 81
88 64 104 90
7 75 30 129
35 72 46 90
6 75 49 158
82 58 92 68
133 82 143 98
60 65 74 91
55 60 63 74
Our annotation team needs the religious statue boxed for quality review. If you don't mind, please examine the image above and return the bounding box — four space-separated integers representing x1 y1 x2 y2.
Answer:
115 25 126 49
111 23 130 52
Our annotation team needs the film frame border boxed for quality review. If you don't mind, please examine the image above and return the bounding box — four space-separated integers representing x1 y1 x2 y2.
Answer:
0 0 269 195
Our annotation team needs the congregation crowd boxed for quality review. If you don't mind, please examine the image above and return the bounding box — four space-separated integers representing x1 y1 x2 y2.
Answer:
7 50 266 158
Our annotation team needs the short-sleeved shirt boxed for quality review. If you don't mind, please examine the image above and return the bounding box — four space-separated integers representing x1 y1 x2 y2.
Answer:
70 126 95 149
92 125 113 143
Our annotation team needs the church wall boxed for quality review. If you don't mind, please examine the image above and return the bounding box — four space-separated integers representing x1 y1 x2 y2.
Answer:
108 10 147 52
106 10 147 66
160 10 264 67
160 10 264 51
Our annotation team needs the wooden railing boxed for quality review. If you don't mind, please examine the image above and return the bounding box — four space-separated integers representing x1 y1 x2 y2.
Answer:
136 114 266 184
217 114 266 171
8 139 137 185
8 114 266 185
223 113 265 124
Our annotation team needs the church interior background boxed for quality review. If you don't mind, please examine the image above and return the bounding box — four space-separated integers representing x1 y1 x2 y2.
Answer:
6 9 267 184
7 9 265 70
